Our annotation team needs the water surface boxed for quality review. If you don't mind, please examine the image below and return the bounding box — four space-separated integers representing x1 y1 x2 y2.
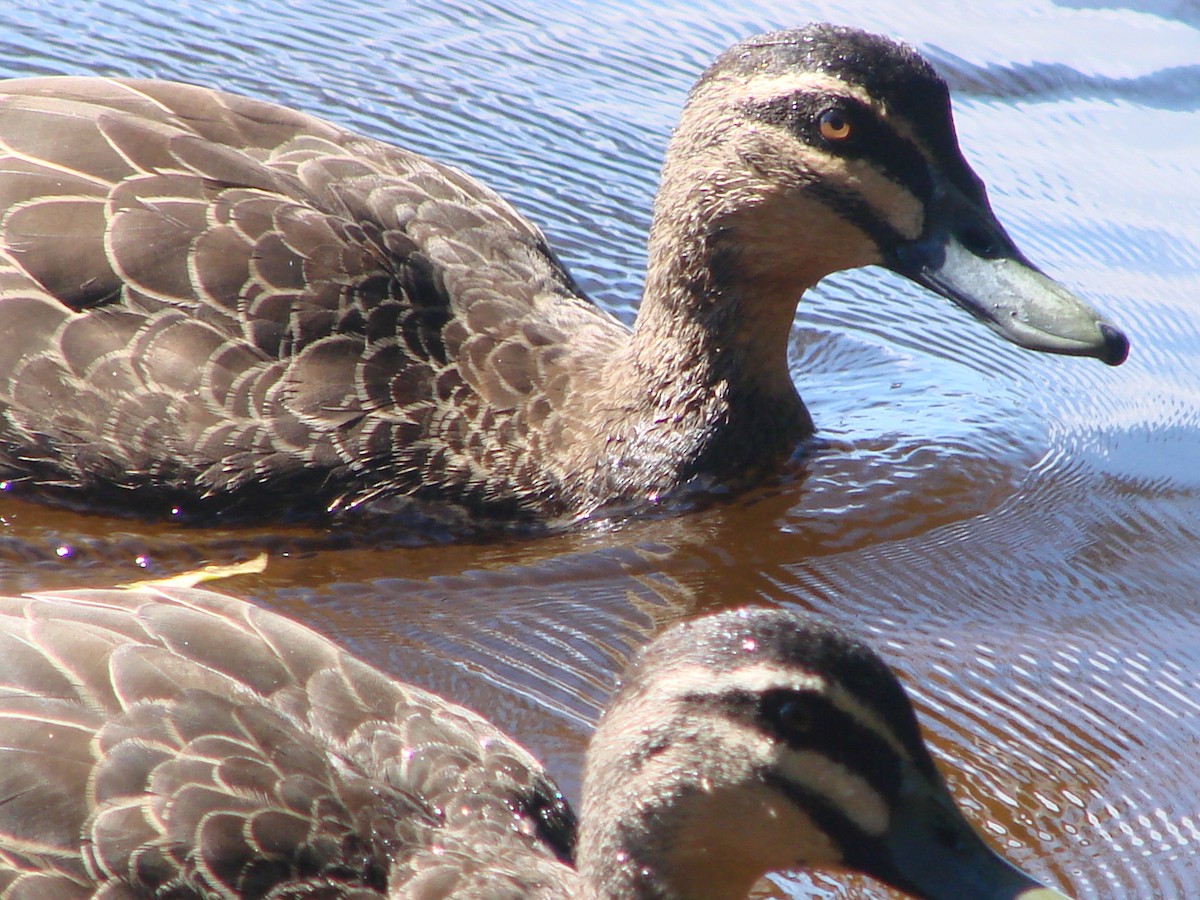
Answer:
0 1 1197 896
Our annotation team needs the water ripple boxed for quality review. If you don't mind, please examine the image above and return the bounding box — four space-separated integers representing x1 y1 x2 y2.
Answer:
0 3 1195 897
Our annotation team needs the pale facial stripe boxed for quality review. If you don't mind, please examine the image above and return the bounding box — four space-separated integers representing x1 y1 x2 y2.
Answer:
727 71 881 112
776 746 890 836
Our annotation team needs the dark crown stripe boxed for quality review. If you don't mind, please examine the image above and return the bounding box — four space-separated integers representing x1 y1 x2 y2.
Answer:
763 771 898 882
799 182 906 250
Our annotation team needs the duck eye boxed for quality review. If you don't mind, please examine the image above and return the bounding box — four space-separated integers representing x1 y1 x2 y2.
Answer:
818 109 853 143
763 691 817 740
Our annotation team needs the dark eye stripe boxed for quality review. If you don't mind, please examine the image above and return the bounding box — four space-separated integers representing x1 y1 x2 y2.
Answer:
746 91 936 203
705 688 904 805
762 695 904 805
852 117 934 202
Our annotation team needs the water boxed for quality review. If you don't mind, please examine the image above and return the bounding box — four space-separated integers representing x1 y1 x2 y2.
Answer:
1 0 1198 896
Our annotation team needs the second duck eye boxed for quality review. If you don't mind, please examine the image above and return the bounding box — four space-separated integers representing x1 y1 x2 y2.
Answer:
762 690 818 741
818 108 853 143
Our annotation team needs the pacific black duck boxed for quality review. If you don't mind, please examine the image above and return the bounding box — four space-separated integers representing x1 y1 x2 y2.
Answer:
0 24 1127 523
0 587 1068 898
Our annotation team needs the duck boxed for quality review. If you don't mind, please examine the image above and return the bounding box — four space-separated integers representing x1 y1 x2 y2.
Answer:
0 24 1127 525
0 585 1068 899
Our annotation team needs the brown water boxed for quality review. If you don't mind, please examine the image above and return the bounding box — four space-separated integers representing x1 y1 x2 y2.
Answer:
1 0 1198 897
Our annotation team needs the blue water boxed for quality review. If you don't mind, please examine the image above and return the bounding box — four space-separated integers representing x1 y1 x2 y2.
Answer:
1 1 1198 897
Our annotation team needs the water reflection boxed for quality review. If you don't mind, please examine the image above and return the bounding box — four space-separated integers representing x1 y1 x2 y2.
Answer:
0 1 1197 898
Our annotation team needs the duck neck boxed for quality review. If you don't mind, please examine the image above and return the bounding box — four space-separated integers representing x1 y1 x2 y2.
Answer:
576 761 768 900
619 180 822 457
631 250 800 407
577 815 764 900
575 692 775 900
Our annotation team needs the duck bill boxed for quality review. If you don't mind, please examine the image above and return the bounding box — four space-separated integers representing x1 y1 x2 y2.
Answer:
887 185 1128 366
863 770 1074 900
